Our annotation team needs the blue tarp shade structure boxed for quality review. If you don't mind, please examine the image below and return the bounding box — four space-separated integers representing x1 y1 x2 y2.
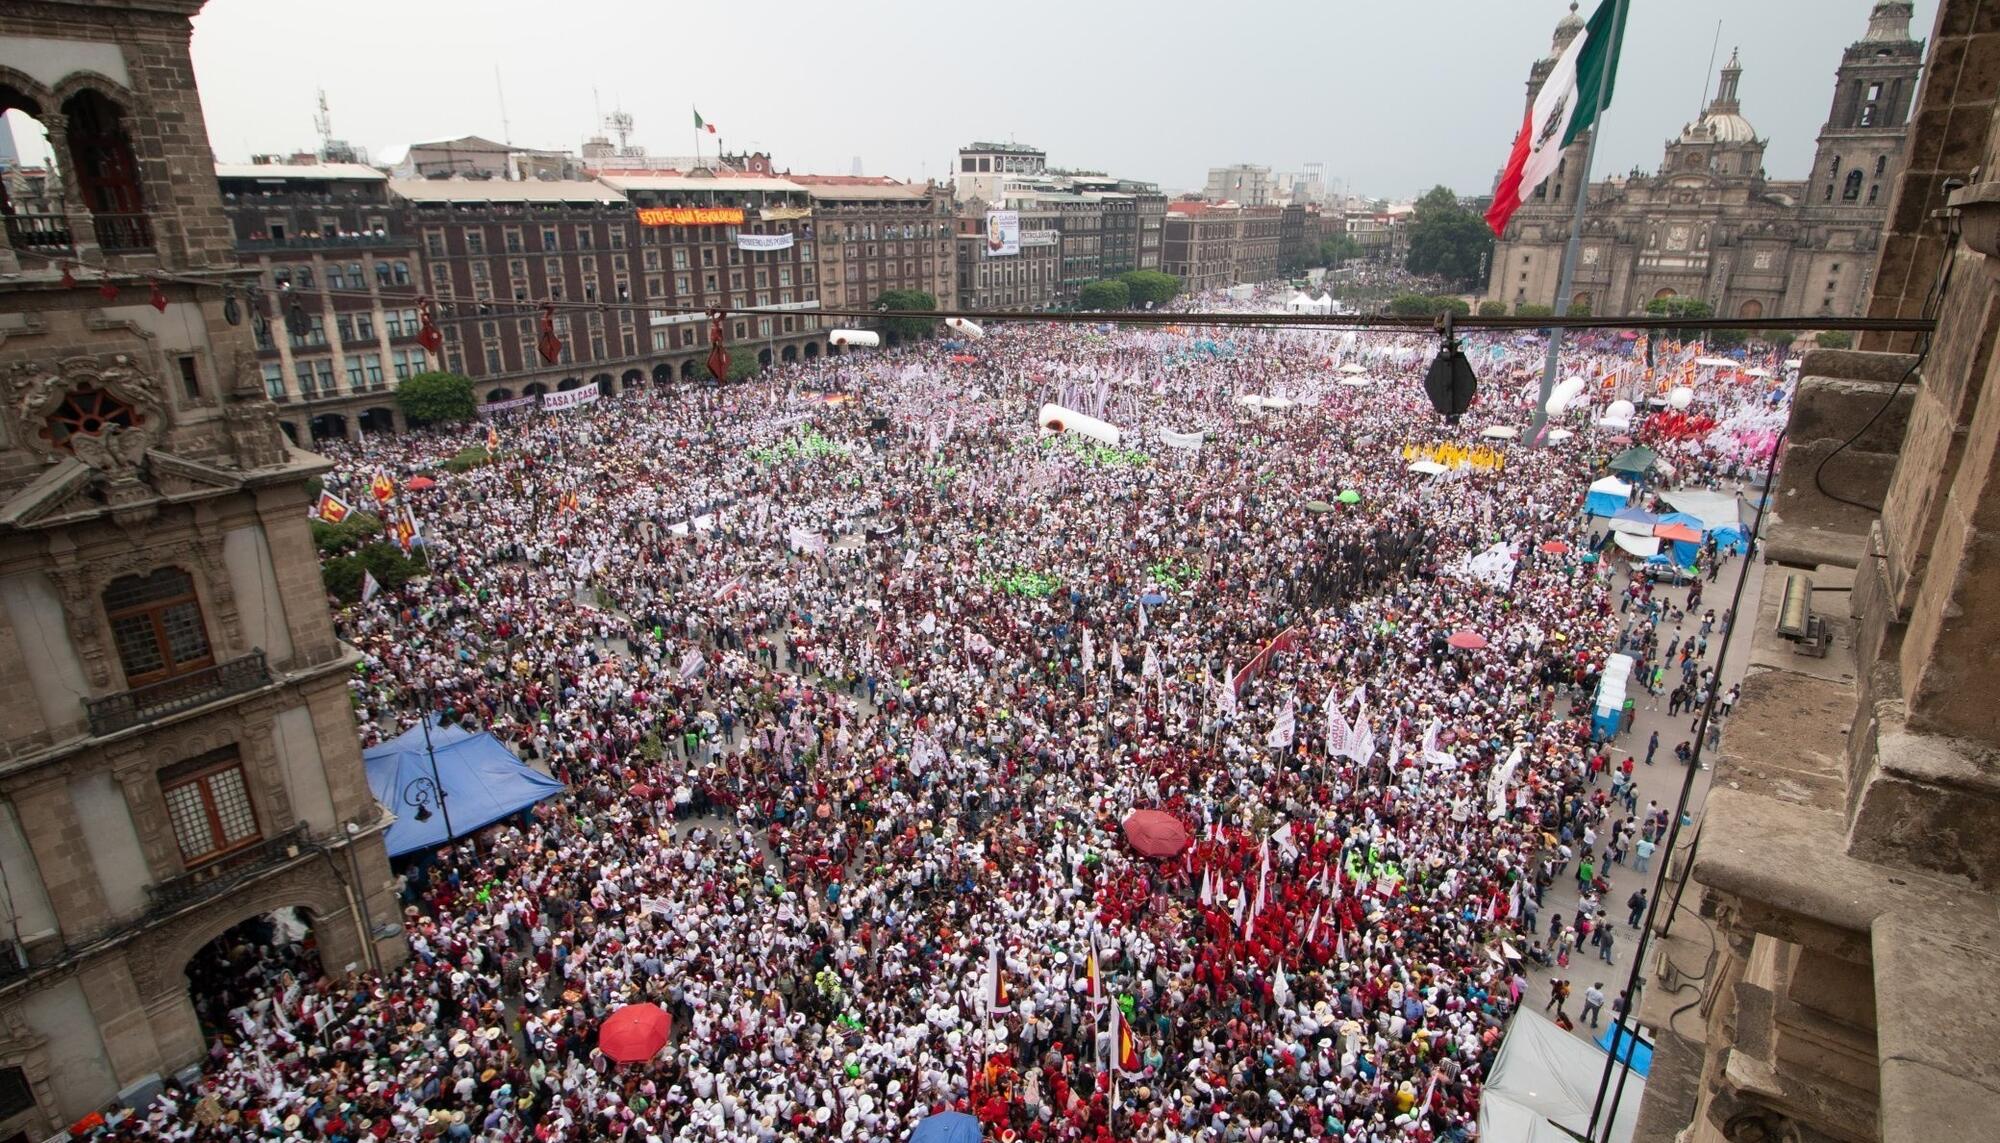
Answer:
1586 477 1633 518
1598 1022 1654 1077
1657 513 1706 567
364 718 564 857
909 1111 982 1143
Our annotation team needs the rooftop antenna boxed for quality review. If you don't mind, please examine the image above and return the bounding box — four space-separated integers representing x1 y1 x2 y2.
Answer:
313 88 334 153
1698 19 1722 113
496 66 512 144
605 107 636 155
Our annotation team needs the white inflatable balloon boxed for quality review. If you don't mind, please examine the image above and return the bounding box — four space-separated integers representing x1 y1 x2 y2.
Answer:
1606 399 1637 423
1038 403 1121 447
829 329 880 348
1546 377 1586 415
1668 385 1695 411
944 317 984 339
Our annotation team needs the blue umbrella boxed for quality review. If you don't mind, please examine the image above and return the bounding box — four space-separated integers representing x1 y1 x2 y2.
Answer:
910 1110 982 1143
1141 592 1168 605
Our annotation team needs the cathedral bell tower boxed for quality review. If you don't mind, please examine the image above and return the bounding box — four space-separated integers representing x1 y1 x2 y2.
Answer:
1809 2 1924 211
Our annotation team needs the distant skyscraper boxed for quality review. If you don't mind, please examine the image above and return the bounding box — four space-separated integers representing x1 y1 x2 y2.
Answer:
0 115 18 170
850 155 863 176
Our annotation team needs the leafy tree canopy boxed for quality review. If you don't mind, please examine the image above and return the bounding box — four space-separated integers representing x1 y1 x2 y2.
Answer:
1404 186 1494 289
394 371 476 426
874 290 938 341
1078 280 1131 310
1117 270 1182 306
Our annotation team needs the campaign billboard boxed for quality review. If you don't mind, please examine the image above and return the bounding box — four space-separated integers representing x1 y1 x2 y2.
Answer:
984 210 1020 257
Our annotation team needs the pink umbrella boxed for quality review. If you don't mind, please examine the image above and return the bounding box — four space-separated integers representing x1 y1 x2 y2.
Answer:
405 475 437 490
1539 541 1570 554
1447 630 1488 650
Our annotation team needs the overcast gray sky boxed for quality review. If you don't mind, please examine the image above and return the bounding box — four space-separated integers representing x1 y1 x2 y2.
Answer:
161 0 1932 198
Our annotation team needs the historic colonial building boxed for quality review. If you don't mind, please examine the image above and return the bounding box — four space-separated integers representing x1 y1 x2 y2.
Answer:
0 3 405 1136
1486 3 1922 319
1629 5 2000 1140
217 161 426 443
790 175 953 319
952 197 1061 312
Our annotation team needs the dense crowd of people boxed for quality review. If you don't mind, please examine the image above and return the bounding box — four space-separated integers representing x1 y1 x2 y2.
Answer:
118 292 1784 1143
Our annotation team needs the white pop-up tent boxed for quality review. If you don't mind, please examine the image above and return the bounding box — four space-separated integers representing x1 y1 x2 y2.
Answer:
1481 1010 1647 1143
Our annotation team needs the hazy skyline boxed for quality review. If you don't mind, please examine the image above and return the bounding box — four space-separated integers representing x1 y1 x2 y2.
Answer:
20 1 1937 200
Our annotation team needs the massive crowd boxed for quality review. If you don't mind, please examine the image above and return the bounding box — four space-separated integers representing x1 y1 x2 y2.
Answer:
118 293 1785 1143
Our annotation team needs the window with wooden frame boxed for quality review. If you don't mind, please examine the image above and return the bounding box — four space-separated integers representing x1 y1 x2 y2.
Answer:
160 746 260 867
102 568 213 686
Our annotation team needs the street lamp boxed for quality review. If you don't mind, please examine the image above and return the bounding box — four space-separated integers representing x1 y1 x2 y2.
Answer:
415 688 453 840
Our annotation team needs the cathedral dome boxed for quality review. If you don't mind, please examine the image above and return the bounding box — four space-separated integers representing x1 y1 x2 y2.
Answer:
1550 2 1584 57
1696 111 1757 143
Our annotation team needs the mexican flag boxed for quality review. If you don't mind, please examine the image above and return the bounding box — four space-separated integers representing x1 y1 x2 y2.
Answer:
693 108 716 135
1485 0 1626 236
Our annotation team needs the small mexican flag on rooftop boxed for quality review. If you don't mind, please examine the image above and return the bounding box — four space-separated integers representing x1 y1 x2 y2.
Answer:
1485 0 1627 236
693 108 716 135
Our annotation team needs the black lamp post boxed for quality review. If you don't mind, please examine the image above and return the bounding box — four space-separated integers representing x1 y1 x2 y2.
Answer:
415 688 454 840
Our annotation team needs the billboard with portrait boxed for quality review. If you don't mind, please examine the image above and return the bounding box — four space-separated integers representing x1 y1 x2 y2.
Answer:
984 210 1020 257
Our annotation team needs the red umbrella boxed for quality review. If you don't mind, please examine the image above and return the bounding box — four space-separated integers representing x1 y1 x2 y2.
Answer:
1447 630 1487 650
950 354 979 364
1121 810 1190 858
599 1003 672 1063
406 475 437 490
1539 541 1570 554
629 782 655 800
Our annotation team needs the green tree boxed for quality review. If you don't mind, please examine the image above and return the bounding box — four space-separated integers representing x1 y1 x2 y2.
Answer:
1118 270 1182 306
1815 330 1853 350
322 541 426 603
1388 294 1471 318
873 289 939 341
394 371 476 426
1478 301 1507 317
1566 299 1592 318
1514 302 1555 319
1403 186 1494 289
1319 234 1361 266
1078 280 1131 310
311 510 383 556
726 345 761 382
1643 296 1714 341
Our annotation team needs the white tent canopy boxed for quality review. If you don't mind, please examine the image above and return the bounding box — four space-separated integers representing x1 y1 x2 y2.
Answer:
1614 532 1662 558
1661 489 1746 531
1407 460 1449 475
1338 363 1369 374
1481 425 1520 439
1590 476 1634 498
1481 1010 1647 1143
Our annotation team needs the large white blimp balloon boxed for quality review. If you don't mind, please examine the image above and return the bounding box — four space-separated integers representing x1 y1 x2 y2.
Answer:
1546 377 1587 415
1606 399 1637 423
829 329 880 348
944 317 985 339
1668 385 1695 411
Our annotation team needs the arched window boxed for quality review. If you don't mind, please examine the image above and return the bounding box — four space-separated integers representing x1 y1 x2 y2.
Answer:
1738 299 1764 320
1843 170 1864 201
41 383 140 451
62 89 152 252
103 568 213 686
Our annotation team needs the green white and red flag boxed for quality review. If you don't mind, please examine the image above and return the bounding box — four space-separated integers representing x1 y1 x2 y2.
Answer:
1485 0 1626 236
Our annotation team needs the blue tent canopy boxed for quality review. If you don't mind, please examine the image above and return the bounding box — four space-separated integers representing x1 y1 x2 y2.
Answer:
365 718 565 857
909 1111 982 1143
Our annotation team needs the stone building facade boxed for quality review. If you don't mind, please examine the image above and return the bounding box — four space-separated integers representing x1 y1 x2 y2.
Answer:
1161 201 1241 295
791 176 953 320
218 162 426 444
0 3 405 1137
952 197 1061 312
1629 3 2000 1139
1486 3 1921 319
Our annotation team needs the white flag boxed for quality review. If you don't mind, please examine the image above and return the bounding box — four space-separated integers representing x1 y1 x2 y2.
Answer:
1488 746 1523 820
360 570 382 603
1267 696 1296 749
1111 639 1126 679
1326 690 1352 756
1341 713 1376 764
678 648 704 681
1217 667 1238 717
1142 644 1161 679
1081 627 1095 671
1199 865 1213 906
918 613 938 635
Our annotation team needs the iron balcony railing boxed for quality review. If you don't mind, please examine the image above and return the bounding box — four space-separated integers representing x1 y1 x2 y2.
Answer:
83 651 269 736
92 211 154 253
234 233 408 253
146 824 309 914
3 212 74 255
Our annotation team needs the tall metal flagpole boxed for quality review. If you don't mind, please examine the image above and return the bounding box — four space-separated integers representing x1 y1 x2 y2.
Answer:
1530 0 1630 445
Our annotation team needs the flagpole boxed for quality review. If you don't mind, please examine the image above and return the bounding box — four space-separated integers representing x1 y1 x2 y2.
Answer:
1530 0 1629 446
